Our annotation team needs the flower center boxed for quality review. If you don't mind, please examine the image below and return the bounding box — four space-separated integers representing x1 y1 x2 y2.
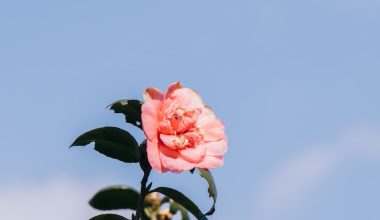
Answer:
173 131 202 149
173 135 189 148
159 104 200 135
159 128 203 150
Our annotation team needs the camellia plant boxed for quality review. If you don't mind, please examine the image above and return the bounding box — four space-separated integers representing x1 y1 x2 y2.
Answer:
71 82 228 220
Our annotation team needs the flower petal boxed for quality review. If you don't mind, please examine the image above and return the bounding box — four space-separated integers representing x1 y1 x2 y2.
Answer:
164 81 183 100
196 107 216 128
172 88 204 109
201 119 225 141
144 87 163 110
197 155 224 169
142 102 158 142
200 139 228 156
179 145 206 163
147 140 166 173
162 84 204 114
159 143 195 173
159 134 177 149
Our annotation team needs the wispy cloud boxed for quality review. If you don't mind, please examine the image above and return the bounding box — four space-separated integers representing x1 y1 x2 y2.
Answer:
253 125 380 220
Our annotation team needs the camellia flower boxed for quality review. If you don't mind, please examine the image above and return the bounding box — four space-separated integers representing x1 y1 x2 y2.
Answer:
141 82 227 173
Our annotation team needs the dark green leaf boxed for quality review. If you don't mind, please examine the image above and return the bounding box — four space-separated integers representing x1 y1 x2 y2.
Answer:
70 127 140 163
108 99 143 129
196 168 217 216
170 201 190 220
89 186 139 211
150 187 207 220
89 214 129 220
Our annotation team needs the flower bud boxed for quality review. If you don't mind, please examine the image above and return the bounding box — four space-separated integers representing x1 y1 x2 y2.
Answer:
145 192 161 207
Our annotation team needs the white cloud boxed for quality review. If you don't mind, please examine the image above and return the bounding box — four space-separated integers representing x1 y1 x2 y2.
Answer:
0 177 132 220
253 125 380 220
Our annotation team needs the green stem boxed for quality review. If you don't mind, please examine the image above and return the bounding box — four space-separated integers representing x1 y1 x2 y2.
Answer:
133 167 151 220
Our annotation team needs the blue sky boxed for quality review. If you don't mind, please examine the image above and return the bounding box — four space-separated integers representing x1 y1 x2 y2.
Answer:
1 0 380 219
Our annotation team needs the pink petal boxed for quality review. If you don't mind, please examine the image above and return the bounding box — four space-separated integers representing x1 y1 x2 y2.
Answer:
164 81 183 100
147 140 166 173
179 145 206 163
159 143 195 173
201 119 225 141
159 134 177 149
183 131 202 144
200 139 228 156
162 85 204 113
197 155 224 169
158 119 174 135
168 114 195 134
196 107 216 128
172 88 204 109
144 87 163 110
142 102 158 142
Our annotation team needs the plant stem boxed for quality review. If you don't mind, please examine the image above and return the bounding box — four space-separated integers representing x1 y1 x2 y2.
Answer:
134 167 151 220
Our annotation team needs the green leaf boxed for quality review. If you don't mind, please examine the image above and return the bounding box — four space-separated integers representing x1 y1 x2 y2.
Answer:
89 186 139 210
70 127 140 163
108 99 143 129
196 168 217 216
150 187 207 220
170 201 190 220
89 214 128 220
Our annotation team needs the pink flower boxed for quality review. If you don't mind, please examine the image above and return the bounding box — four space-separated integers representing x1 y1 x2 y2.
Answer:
141 82 228 173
